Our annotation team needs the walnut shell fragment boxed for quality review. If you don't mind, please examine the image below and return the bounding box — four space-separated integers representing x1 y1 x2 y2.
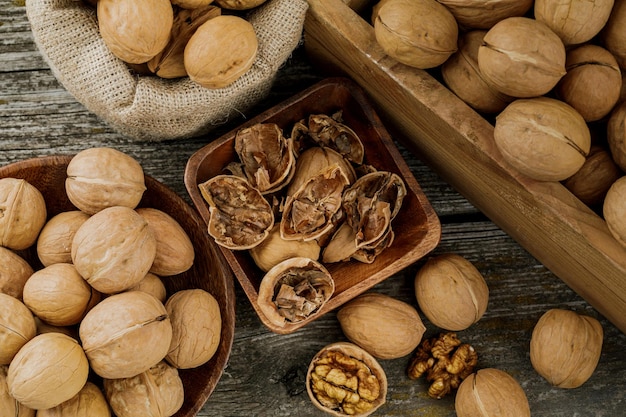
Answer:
306 342 387 417
199 174 274 250
257 257 335 328
342 170 406 248
306 113 365 164
280 165 350 242
249 224 321 272
234 123 296 194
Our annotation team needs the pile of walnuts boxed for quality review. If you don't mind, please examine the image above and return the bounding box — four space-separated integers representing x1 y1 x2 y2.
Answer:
85 0 268 88
0 147 221 417
372 0 626 249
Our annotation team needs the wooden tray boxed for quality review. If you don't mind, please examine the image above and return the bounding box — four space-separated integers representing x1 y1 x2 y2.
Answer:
184 77 441 334
303 0 626 334
0 155 236 417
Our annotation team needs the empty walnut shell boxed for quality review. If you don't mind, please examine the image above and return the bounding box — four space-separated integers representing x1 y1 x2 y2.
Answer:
494 97 591 181
71 206 158 294
414 253 489 331
441 30 513 114
0 177 47 250
374 0 458 69
36 210 90 267
0 246 33 300
556 44 622 122
97 0 174 64
257 257 335 328
604 176 626 248
437 0 534 30
184 15 258 89
530 309 603 388
234 123 296 194
199 174 274 250
306 341 387 417
65 147 146 215
280 165 349 242
535 0 614 46
478 17 566 98
7 332 90 410
342 170 406 248
455 368 531 417
79 291 173 379
0 293 36 365
306 114 365 164
104 361 184 417
165 289 222 369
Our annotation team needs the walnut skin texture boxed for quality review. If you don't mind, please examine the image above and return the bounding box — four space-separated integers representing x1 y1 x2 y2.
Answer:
307 342 387 416
408 332 477 399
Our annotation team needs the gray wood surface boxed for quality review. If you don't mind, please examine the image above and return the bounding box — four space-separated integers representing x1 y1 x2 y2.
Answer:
1 1 625 416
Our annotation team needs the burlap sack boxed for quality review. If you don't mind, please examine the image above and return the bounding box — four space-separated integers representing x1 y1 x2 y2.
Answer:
26 0 308 141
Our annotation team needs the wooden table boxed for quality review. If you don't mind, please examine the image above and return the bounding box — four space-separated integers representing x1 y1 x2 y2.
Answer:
2 1 625 415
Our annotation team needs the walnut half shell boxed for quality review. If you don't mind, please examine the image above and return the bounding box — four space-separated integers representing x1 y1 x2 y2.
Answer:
257 257 334 328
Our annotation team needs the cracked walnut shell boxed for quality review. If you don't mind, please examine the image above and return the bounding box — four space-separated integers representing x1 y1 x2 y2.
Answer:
307 342 387 417
530 308 603 388
257 257 334 328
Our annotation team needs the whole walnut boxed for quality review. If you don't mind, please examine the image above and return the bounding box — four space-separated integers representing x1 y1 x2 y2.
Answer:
103 361 184 417
556 44 622 122
36 210 90 267
607 101 626 172
97 0 174 64
0 365 34 417
602 0 626 69
373 0 458 69
535 0 614 46
184 15 258 89
0 246 33 300
36 381 111 417
129 272 167 303
478 17 566 98
65 147 146 215
79 291 173 379
0 177 47 250
0 293 37 365
455 368 531 417
337 292 426 359
71 206 157 294
604 176 626 248
165 289 222 369
414 253 489 331
563 145 623 207
441 30 513 114
7 332 89 410
215 0 268 9
437 0 533 30
23 263 101 327
136 207 195 276
530 309 603 388
494 97 591 181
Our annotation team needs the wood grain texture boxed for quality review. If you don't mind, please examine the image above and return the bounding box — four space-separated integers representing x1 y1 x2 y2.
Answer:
1 1 625 416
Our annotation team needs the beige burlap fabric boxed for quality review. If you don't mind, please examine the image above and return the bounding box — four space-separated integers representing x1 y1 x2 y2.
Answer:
26 0 308 141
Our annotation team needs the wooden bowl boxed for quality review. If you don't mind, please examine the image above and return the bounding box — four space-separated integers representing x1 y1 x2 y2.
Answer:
0 155 236 417
184 77 441 334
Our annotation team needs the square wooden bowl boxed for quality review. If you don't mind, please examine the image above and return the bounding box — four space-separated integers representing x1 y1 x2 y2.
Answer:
0 155 236 417
303 0 626 334
184 77 441 334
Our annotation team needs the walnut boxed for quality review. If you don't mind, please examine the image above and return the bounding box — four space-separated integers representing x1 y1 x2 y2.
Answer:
407 332 477 399
306 342 387 416
0 177 47 250
305 113 365 164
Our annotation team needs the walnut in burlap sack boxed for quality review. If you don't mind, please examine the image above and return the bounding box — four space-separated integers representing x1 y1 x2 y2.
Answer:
25 0 308 141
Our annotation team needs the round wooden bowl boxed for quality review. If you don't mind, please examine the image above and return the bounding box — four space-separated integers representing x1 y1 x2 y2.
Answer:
0 155 236 417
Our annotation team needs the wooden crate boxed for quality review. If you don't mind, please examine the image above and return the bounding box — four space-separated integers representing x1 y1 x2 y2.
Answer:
303 0 626 334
